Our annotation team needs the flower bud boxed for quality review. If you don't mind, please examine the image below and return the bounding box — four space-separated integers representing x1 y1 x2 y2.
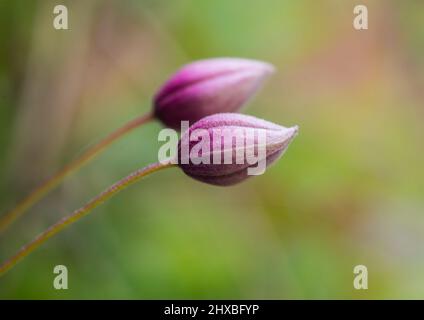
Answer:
177 113 298 186
154 58 275 129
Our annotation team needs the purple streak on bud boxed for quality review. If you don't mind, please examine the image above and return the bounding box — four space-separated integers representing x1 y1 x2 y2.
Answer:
154 58 275 130
177 113 298 186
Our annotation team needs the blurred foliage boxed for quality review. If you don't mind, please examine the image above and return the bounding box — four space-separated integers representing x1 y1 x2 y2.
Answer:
0 0 423 299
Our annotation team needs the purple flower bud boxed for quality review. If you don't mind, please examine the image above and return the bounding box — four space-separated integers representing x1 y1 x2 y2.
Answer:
177 113 298 186
154 58 275 130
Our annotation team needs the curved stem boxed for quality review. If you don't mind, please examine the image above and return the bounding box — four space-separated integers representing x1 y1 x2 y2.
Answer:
0 161 176 277
0 112 154 234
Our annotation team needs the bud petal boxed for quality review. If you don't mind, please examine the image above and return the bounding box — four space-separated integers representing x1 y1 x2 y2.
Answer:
154 58 275 129
177 113 298 186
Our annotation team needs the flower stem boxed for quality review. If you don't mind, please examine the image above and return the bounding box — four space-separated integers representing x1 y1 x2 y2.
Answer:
0 161 175 277
0 112 154 234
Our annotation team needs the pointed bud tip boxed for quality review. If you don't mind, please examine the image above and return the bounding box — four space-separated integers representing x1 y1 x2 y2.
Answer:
258 61 276 75
242 59 276 79
289 125 299 137
282 125 299 146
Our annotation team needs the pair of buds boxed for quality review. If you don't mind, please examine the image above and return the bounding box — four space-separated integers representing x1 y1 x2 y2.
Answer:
154 58 299 185
1 57 299 233
0 58 299 275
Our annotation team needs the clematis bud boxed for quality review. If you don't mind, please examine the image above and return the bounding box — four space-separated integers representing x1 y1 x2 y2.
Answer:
154 58 275 130
177 113 298 186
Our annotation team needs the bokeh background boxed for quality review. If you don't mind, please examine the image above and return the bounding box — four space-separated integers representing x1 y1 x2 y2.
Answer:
0 0 423 299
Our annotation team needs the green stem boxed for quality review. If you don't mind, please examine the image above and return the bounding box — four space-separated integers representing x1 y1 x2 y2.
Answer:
0 112 154 234
0 161 175 277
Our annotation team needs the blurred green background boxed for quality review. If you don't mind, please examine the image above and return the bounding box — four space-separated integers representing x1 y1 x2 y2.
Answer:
0 0 423 299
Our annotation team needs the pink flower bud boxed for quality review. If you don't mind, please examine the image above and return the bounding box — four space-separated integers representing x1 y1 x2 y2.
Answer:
177 113 298 186
154 58 275 129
